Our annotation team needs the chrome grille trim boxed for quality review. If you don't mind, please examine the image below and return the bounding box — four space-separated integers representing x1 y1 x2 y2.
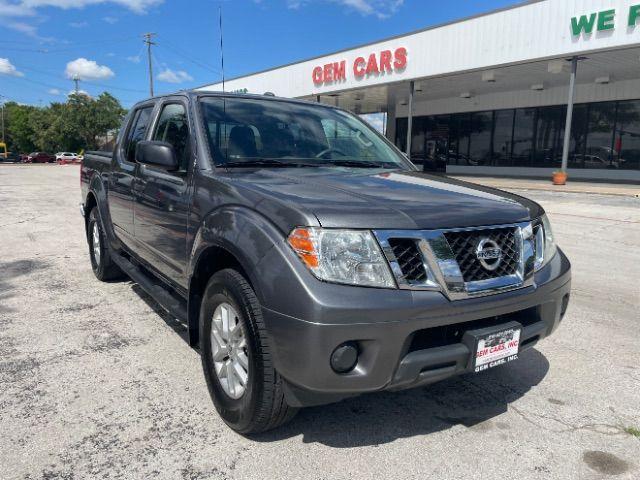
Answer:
374 222 536 301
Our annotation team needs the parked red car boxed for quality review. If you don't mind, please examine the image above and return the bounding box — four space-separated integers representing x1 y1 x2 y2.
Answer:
26 152 55 163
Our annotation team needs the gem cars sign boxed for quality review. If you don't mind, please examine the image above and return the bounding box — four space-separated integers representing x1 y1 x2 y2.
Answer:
312 47 407 86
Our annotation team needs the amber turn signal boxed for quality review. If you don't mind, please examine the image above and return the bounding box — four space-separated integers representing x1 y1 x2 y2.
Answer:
287 227 319 268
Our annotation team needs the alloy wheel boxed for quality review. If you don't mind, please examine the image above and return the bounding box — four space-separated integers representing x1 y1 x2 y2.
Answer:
210 302 249 399
92 222 101 266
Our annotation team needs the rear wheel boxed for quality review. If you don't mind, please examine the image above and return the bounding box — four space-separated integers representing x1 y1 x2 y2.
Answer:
200 269 297 434
87 207 124 281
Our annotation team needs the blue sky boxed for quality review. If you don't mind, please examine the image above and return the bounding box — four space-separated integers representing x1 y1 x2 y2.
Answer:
0 0 519 108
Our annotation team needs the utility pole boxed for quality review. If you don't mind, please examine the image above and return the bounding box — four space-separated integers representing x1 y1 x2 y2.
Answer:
143 32 157 97
0 94 5 144
72 74 80 95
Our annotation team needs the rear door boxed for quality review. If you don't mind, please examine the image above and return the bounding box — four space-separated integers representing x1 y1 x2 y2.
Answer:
108 104 154 242
133 97 193 287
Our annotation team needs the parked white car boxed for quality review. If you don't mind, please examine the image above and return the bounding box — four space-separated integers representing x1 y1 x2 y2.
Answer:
55 152 79 163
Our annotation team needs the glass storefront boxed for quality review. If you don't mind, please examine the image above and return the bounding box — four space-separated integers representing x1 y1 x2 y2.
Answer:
396 99 640 170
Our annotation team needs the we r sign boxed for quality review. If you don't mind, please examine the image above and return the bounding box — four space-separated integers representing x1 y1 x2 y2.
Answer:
571 4 640 35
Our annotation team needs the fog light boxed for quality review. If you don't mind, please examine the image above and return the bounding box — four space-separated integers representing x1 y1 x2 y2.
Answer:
330 342 358 373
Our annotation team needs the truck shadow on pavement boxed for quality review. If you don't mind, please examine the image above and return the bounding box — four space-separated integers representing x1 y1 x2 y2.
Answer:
128 282 550 448
256 348 549 447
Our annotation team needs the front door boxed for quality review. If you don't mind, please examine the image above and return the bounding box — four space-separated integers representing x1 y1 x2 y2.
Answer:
108 106 154 241
133 100 192 288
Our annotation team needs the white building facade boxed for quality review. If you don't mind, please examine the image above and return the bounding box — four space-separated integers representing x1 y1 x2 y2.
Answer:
199 0 640 181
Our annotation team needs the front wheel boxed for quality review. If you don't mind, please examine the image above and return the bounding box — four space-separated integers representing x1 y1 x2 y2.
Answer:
200 269 297 434
87 207 124 281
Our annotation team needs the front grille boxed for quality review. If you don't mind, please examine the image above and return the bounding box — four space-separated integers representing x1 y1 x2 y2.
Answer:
388 238 427 283
444 227 519 282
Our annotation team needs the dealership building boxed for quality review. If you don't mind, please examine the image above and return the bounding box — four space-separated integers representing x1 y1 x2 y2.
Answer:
199 0 640 182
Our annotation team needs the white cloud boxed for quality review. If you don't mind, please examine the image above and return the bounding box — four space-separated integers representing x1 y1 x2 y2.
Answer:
7 20 38 35
6 20 54 42
157 68 193 84
69 20 87 27
18 0 163 14
126 55 140 63
65 57 114 80
0 57 24 77
102 15 117 23
48 88 62 95
287 0 403 18
0 1 35 16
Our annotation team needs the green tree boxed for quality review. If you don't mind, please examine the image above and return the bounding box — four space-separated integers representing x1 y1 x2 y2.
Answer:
66 92 126 150
3 92 126 153
4 102 38 153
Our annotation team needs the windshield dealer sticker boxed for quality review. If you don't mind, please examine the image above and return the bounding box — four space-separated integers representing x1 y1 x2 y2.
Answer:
474 328 521 373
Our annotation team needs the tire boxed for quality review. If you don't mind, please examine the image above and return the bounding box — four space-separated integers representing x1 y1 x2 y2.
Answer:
87 207 124 281
200 268 297 434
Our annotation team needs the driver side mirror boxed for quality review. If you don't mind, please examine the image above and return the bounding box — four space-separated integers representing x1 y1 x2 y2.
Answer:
136 141 178 171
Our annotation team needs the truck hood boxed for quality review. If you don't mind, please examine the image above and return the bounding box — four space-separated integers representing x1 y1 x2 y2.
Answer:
228 168 543 231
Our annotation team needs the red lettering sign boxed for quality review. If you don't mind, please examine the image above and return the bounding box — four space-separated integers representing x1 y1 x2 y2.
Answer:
312 66 323 84
333 61 346 81
365 53 379 75
353 57 366 78
312 48 407 85
394 47 407 70
379 50 392 73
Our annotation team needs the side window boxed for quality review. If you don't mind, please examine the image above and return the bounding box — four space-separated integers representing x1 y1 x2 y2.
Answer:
153 103 190 170
124 107 153 163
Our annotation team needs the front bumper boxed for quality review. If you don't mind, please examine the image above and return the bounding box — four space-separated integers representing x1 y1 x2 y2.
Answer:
258 247 571 407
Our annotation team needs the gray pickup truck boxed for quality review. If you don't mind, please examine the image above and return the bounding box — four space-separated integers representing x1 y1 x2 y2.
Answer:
80 91 571 434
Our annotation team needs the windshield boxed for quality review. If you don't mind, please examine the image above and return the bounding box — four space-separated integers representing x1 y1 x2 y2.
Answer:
200 96 411 169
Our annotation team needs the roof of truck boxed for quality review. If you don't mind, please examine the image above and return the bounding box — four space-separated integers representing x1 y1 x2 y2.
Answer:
135 90 334 109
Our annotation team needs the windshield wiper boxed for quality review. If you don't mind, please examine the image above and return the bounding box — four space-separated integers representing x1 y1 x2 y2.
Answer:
317 159 392 169
219 159 318 168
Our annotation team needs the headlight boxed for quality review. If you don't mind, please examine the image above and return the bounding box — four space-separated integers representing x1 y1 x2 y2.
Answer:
534 214 558 271
287 227 396 288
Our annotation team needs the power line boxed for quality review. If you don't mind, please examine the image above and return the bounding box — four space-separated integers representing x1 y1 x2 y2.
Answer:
0 74 141 104
0 35 141 54
11 62 147 94
155 39 221 75
143 32 157 97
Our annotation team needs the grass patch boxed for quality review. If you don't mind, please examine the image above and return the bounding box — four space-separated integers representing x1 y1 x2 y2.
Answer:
624 426 640 438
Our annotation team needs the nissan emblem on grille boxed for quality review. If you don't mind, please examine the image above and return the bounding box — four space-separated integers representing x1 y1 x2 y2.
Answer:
476 238 503 271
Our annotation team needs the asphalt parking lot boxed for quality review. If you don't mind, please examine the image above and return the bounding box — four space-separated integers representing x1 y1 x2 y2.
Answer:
1 164 639 480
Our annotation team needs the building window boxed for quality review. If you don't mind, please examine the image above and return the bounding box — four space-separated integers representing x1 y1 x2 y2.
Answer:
513 108 535 167
534 106 564 168
492 109 515 166
583 102 616 169
615 100 640 170
395 117 407 153
568 104 589 168
468 111 492 166
396 99 640 171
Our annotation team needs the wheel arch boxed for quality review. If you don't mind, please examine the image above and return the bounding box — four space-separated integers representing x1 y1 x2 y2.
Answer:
186 206 284 347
